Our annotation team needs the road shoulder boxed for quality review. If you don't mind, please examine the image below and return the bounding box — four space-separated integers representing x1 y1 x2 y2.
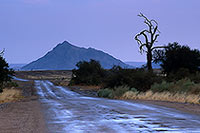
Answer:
125 99 200 116
0 96 47 133
0 79 47 133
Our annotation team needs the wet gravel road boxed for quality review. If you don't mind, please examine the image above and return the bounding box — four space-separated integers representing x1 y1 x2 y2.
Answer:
35 80 200 133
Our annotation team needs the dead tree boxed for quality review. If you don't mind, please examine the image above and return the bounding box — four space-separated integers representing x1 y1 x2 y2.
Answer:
0 49 5 57
135 13 165 71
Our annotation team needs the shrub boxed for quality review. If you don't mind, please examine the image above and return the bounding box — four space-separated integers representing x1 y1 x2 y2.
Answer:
3 81 18 89
122 90 200 104
166 70 200 84
188 72 200 83
0 53 14 92
174 79 195 93
69 60 106 86
0 88 23 103
166 68 190 82
129 87 138 93
151 78 200 94
97 89 113 98
113 86 130 98
103 66 161 92
98 86 138 99
113 86 139 98
153 42 200 75
151 81 174 93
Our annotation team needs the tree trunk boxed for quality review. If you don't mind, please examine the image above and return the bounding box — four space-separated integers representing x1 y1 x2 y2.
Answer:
147 50 152 71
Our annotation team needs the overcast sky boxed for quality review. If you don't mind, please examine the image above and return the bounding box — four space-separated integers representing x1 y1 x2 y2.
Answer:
1 0 200 64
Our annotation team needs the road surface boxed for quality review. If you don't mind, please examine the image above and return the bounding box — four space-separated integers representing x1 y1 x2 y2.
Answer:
35 80 200 133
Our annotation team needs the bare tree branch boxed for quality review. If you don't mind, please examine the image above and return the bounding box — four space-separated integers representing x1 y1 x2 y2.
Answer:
0 49 5 56
153 26 158 35
135 34 143 46
151 19 158 26
141 31 149 45
134 13 164 71
153 34 159 44
139 44 147 53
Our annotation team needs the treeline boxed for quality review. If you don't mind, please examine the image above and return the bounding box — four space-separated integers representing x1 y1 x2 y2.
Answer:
70 42 200 99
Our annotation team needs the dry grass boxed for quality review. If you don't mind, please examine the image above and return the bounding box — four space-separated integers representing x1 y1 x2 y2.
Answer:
121 91 200 104
15 70 72 80
0 88 24 103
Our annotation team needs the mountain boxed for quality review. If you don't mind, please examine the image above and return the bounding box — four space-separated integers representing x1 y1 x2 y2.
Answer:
22 41 130 70
125 62 145 68
125 62 161 69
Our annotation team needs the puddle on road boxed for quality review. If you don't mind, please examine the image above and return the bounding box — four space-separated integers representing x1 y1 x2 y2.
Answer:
101 114 177 132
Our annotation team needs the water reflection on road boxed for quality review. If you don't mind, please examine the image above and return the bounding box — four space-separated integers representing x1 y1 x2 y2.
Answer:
35 80 200 133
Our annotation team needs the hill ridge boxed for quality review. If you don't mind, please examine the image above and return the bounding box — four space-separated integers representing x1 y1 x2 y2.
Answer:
22 41 129 70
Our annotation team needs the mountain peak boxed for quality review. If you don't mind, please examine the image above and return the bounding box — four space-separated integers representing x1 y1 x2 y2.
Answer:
62 41 72 45
56 41 73 47
22 41 130 70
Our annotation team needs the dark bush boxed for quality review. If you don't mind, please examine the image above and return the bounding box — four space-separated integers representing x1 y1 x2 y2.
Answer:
154 42 200 75
151 78 200 94
112 86 130 98
165 68 200 83
69 59 106 86
0 55 14 92
3 81 18 89
189 72 200 83
166 68 191 82
69 61 162 92
103 66 162 92
98 86 138 98
97 89 114 98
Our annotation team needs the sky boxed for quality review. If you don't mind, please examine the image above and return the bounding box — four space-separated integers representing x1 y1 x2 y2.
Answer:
1 0 200 64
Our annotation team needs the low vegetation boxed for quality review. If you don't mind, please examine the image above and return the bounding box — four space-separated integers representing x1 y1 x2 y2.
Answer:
70 43 200 104
98 88 114 98
122 91 200 104
0 53 14 93
0 50 30 103
151 79 200 94
154 42 200 75
98 86 138 99
0 88 23 103
97 79 200 104
70 60 106 86
103 66 160 92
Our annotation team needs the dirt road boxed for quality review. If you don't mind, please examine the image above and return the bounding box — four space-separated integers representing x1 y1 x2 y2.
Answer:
0 98 46 133
35 80 200 132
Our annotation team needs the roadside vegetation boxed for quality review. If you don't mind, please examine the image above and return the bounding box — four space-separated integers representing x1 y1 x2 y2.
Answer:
0 88 23 104
69 43 200 104
70 59 106 86
0 50 15 93
122 79 200 104
0 49 23 103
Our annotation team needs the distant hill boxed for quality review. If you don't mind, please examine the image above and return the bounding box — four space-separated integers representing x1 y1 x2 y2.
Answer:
9 64 26 70
125 62 145 68
22 41 130 70
125 62 161 69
